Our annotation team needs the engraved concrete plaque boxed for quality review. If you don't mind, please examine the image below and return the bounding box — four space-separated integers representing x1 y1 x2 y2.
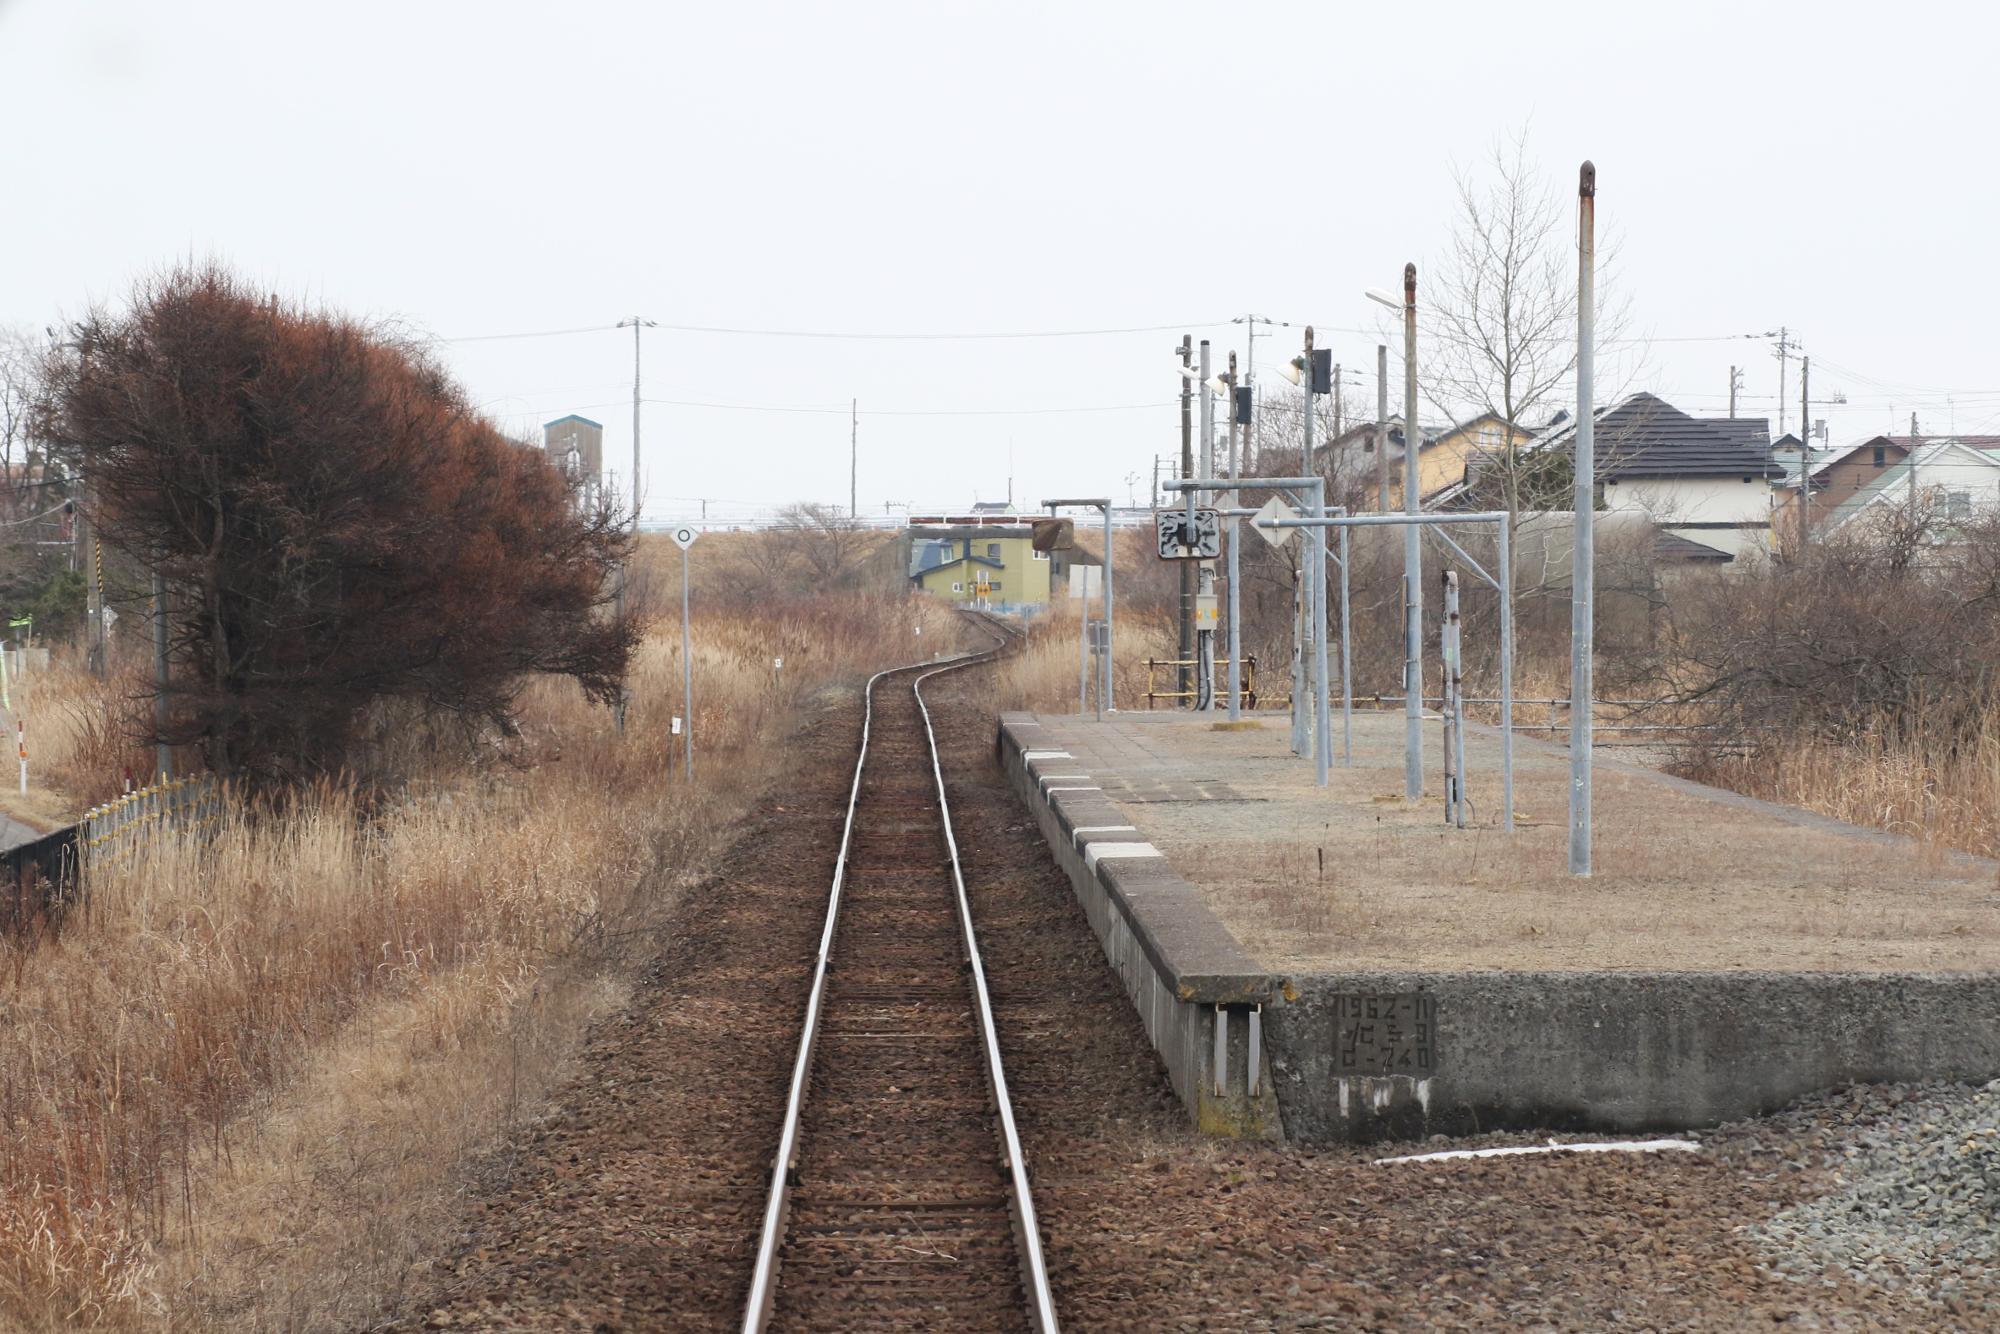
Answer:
1333 994 1438 1075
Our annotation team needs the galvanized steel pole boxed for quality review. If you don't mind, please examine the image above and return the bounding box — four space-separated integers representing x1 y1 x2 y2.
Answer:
1226 351 1243 721
1177 337 1194 704
1402 265 1423 799
1102 502 1115 711
1337 525 1352 766
1569 162 1597 877
1498 518 1515 834
1197 340 1216 712
682 543 695 778
1304 329 1329 785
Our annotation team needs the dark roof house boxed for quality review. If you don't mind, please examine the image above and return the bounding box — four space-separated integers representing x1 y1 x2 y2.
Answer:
1564 393 1777 479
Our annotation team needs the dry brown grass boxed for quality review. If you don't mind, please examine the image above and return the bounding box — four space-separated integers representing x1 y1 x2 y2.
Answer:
1688 715 2000 863
0 554 968 1329
984 603 1178 715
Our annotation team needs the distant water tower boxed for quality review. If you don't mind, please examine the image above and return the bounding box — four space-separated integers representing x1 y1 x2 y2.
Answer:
542 414 605 502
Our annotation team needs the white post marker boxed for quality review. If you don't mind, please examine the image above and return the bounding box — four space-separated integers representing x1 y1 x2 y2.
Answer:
673 524 698 779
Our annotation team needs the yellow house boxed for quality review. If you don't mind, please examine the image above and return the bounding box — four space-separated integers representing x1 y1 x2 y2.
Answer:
907 524 1053 606
1319 412 1537 507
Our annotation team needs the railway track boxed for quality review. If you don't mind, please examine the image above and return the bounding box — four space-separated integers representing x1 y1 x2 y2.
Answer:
743 622 1058 1332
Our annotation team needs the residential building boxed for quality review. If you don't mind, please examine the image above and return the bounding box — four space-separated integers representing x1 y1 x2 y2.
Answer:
1823 438 2000 536
1529 393 1776 557
544 414 604 488
1315 412 1534 509
1772 434 1915 544
903 520 1053 608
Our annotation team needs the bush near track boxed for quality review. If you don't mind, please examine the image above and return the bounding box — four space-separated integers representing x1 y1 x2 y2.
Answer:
0 545 963 1329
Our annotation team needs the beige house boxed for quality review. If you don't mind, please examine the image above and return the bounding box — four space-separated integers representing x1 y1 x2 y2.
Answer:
1316 412 1536 509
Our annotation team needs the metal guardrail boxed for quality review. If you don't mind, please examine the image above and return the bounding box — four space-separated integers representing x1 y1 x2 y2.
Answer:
1144 655 1260 710
80 774 222 871
0 774 220 935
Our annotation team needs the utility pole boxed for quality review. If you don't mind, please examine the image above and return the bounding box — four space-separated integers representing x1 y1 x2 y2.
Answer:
153 570 170 780
1570 161 1597 878
1177 335 1194 705
1773 326 1796 436
614 315 656 736
1728 365 1741 418
80 501 104 679
1401 265 1423 801
1799 355 1811 542
1196 339 1216 711
1376 344 1390 511
850 399 858 518
1333 362 1343 438
1233 314 1285 472
1226 350 1243 722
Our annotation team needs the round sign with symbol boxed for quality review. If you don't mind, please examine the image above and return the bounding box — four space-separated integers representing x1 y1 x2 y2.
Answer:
672 525 698 550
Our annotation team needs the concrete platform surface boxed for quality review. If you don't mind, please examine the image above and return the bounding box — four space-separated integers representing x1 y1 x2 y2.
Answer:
998 708 2000 1144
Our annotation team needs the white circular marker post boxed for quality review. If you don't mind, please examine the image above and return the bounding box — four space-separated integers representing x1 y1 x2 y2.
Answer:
672 525 698 779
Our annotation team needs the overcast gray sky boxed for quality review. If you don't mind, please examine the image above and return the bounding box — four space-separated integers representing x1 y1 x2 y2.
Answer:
3 0 1989 524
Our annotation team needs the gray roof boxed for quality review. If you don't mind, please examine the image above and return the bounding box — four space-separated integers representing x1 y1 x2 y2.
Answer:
911 553 1004 582
1653 531 1734 563
1825 439 2000 527
1537 393 1776 480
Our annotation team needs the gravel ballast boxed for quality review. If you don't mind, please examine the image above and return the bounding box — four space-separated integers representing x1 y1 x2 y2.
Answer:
1744 1079 1999 1310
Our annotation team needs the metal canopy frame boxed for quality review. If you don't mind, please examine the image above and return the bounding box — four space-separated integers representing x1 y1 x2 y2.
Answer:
1259 509 1515 833
1163 476 1333 785
1045 498 1114 714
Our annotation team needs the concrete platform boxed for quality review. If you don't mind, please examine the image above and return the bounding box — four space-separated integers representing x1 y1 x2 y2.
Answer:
997 709 2000 1143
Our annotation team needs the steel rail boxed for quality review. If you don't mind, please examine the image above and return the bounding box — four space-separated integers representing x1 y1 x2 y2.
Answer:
741 614 1057 1332
914 633 1061 1334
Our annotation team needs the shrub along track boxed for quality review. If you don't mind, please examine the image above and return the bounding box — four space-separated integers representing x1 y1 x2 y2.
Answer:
407 635 1992 1331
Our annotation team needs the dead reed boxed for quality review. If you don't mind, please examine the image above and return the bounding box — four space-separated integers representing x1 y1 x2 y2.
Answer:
0 583 964 1328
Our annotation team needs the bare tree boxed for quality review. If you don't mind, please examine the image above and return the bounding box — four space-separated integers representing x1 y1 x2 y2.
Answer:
0 330 42 517
771 501 876 586
1426 128 1637 520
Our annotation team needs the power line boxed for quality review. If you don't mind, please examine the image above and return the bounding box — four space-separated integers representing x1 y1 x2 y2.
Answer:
641 397 1171 417
444 318 1222 344
486 395 1173 419
441 324 615 343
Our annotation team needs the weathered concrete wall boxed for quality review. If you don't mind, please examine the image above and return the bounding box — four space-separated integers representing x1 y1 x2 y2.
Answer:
996 713 1282 1138
1268 969 2000 1144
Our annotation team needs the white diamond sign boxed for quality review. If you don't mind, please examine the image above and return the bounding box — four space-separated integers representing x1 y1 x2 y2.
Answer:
1251 496 1299 548
672 525 699 550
